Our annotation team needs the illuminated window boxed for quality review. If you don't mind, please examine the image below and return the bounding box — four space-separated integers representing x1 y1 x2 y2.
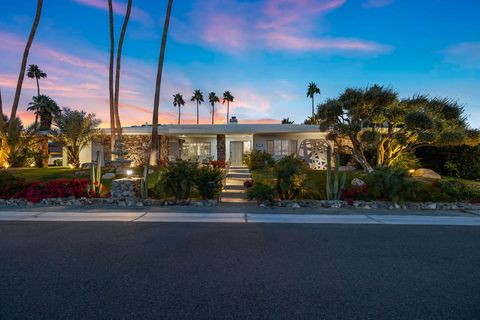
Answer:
266 140 297 156
182 142 212 160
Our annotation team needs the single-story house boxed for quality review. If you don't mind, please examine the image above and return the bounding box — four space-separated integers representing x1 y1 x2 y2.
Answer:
74 124 335 170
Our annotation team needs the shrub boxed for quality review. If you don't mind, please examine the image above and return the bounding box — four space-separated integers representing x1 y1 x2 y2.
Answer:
210 160 227 168
243 179 254 188
389 152 421 171
13 179 90 203
0 171 27 199
274 155 309 200
247 183 275 203
193 166 224 199
416 145 480 180
435 180 477 201
243 150 274 171
153 160 196 200
364 167 416 203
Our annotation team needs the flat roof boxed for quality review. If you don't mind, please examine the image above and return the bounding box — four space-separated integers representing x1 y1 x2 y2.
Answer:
106 124 323 135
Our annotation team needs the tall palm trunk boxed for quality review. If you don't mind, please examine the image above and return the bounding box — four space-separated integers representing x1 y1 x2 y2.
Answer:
178 107 181 125
211 105 214 124
0 88 4 132
311 96 314 119
226 101 229 124
196 101 199 124
150 0 173 166
108 0 116 157
7 0 43 136
114 0 132 142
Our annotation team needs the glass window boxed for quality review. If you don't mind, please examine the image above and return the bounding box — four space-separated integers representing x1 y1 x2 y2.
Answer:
266 140 297 156
182 142 211 160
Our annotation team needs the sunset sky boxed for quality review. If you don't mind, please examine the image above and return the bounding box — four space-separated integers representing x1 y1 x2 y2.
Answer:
1 0 479 127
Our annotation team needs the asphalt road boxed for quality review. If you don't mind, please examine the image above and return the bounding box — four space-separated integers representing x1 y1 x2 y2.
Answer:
1 222 479 319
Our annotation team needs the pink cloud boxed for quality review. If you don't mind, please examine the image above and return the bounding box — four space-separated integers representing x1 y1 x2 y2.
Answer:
443 42 480 70
73 0 153 26
174 0 391 55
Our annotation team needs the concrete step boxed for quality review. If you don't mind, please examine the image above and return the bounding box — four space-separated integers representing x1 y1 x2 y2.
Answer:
221 197 254 203
229 166 248 169
227 173 252 179
224 185 245 191
220 191 247 198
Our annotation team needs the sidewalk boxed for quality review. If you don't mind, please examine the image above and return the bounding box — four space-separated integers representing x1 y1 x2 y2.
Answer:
1 210 480 226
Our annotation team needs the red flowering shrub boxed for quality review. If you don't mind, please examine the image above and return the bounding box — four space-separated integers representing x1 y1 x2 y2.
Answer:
13 179 90 203
210 160 227 168
340 185 368 205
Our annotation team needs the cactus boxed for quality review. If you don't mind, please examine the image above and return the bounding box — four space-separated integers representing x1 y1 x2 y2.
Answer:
326 145 346 200
88 151 102 197
140 164 149 200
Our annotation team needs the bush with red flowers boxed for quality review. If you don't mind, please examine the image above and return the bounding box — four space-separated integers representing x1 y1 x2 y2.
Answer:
209 160 227 168
340 185 368 205
13 179 90 203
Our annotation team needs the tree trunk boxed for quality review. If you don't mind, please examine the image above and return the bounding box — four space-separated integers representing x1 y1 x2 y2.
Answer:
311 96 314 119
36 77 40 96
196 101 199 124
0 88 5 132
226 101 229 124
349 132 374 173
108 0 116 158
178 107 180 124
150 0 173 166
8 0 43 136
114 0 132 142
212 105 214 124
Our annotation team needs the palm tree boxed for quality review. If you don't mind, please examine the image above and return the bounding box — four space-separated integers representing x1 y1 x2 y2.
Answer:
191 89 204 124
173 93 185 124
281 118 294 124
113 0 132 141
151 0 173 166
222 91 234 124
8 0 43 136
208 92 220 124
26 64 47 97
51 108 101 168
0 88 4 132
108 0 116 156
307 82 320 119
27 95 61 131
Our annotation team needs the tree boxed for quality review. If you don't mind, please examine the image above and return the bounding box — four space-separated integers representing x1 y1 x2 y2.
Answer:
208 92 220 124
108 0 116 155
113 0 132 141
7 0 43 136
281 118 294 124
51 108 101 168
151 0 173 166
26 95 61 131
26 64 47 97
317 85 394 173
191 89 204 124
222 91 234 124
0 116 36 168
307 82 320 120
0 88 4 133
173 93 185 124
373 95 471 167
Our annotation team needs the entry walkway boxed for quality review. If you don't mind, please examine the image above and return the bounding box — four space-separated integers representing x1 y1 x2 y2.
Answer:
1 211 480 226
220 166 254 203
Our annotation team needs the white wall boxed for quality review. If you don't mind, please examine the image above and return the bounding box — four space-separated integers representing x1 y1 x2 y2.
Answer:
253 132 328 159
226 135 253 162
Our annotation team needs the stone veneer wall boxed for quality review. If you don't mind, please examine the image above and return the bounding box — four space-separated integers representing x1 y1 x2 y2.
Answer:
97 134 170 166
216 134 226 161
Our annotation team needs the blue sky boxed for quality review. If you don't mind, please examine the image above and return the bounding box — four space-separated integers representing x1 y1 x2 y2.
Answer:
0 0 479 126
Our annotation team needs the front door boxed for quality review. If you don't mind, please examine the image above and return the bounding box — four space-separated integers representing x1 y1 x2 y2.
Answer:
230 141 244 166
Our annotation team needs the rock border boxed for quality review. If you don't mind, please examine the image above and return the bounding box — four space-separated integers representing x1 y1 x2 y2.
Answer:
0 197 219 207
260 200 480 211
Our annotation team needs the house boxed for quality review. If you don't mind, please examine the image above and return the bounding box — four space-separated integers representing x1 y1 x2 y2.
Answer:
75 123 333 170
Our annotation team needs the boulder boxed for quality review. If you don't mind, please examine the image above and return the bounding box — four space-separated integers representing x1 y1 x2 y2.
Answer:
412 168 441 180
351 178 366 187
102 172 116 180
339 165 357 172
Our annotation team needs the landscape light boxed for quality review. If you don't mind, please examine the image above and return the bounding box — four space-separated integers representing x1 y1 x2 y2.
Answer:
127 169 133 176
